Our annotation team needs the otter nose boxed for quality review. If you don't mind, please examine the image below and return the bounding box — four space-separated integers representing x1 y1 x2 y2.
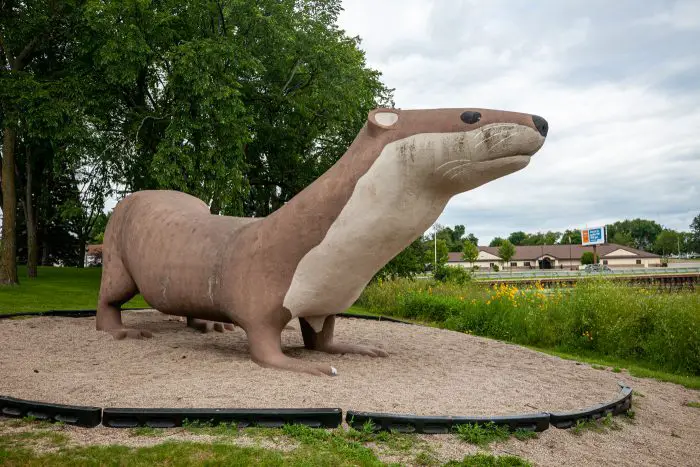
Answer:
532 115 548 137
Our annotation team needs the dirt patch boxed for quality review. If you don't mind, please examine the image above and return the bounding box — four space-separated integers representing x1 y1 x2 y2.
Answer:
1 310 699 466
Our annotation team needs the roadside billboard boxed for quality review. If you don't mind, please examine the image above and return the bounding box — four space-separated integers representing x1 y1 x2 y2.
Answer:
581 226 606 246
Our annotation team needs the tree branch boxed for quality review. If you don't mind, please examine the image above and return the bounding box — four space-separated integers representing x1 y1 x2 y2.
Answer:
13 36 39 71
216 0 228 36
0 33 8 68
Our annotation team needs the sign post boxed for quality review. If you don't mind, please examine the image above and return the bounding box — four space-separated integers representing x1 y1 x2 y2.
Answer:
581 226 606 265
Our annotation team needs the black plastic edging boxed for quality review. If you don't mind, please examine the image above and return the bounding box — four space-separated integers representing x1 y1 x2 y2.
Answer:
0 308 150 320
0 395 101 428
346 410 551 434
0 309 406 324
548 384 632 429
102 407 342 429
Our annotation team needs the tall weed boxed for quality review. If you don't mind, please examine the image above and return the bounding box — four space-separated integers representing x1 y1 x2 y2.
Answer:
356 277 700 376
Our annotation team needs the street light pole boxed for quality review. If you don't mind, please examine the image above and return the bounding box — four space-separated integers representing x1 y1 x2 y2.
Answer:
434 228 437 268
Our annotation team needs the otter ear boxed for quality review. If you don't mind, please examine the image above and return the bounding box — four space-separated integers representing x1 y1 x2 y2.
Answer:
368 108 399 130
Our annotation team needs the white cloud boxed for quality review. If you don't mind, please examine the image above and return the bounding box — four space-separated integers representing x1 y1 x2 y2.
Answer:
339 0 700 243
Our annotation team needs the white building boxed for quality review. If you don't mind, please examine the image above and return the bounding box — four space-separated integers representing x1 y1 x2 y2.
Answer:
449 243 661 270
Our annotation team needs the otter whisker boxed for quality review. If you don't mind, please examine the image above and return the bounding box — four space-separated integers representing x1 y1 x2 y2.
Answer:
436 159 468 171
441 162 468 178
443 161 472 178
474 127 515 149
490 132 518 151
449 165 473 180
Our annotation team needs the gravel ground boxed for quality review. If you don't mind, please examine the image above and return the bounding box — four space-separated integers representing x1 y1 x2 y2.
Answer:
1 310 699 466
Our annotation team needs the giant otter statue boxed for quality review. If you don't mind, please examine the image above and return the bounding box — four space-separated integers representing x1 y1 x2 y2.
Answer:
96 107 548 376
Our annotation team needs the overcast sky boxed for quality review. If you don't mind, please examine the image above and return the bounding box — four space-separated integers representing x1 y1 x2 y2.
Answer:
338 0 700 243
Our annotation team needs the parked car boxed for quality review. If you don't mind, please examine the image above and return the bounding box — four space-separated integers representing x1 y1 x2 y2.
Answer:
583 264 612 273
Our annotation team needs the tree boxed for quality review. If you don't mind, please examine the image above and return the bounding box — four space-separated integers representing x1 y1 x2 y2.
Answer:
462 240 479 266
436 224 466 252
508 231 527 246
489 237 505 247
690 213 700 253
498 240 516 272
560 229 582 245
610 231 635 247
2 0 88 279
82 0 393 217
374 237 426 281
426 238 449 269
606 219 662 251
654 229 680 256
581 251 595 265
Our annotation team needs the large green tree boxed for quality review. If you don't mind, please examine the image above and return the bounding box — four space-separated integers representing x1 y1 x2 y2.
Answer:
2 0 394 275
559 229 582 245
606 219 663 251
1 0 86 282
653 229 681 256
690 213 700 253
80 0 392 217
489 237 505 247
462 240 479 265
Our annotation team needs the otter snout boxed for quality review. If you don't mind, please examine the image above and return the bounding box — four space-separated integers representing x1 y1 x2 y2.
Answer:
532 115 548 137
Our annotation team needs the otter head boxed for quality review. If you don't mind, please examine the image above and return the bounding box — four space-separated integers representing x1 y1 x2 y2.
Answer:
366 107 548 196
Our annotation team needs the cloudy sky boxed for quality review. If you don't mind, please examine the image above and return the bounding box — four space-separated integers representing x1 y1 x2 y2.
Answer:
338 0 700 243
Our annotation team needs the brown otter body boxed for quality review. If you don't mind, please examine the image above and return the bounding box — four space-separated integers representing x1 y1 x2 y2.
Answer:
97 107 549 376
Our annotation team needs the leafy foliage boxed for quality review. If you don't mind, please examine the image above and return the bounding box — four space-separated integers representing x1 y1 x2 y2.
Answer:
358 278 700 377
559 229 582 245
1 0 394 275
462 240 479 264
434 264 471 285
580 251 595 265
497 240 516 268
606 219 663 251
654 229 681 256
489 237 505 247
374 237 427 281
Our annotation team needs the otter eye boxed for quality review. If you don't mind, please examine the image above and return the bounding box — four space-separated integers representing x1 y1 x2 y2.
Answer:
460 111 481 124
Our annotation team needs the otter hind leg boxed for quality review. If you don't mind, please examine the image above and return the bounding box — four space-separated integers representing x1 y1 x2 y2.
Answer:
246 315 338 377
186 317 236 333
300 315 388 357
96 256 152 339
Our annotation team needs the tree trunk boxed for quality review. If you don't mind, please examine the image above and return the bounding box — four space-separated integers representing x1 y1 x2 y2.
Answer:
0 127 19 284
77 237 86 268
210 193 221 215
25 150 38 278
41 237 50 266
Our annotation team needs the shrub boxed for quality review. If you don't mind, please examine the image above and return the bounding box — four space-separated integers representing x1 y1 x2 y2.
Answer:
357 277 700 376
581 252 595 265
434 265 472 285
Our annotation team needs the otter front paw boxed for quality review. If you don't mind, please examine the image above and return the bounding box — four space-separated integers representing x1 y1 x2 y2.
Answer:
109 328 153 340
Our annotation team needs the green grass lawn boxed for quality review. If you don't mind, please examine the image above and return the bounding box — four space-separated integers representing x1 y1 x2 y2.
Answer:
0 420 532 467
0 266 148 313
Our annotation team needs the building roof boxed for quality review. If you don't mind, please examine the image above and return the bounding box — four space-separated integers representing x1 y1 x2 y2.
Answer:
86 244 103 255
448 243 659 262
